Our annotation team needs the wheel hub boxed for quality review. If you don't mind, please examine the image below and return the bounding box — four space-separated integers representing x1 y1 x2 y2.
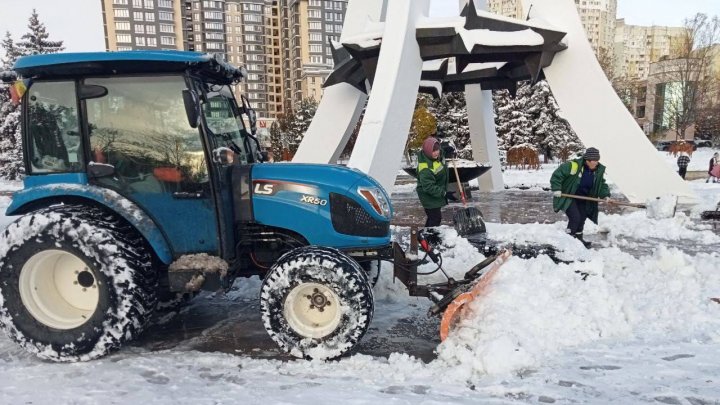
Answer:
307 288 332 312
284 282 342 339
19 250 100 330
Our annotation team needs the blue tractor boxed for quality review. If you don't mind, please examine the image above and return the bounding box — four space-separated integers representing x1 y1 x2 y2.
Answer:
0 51 500 362
0 51 400 361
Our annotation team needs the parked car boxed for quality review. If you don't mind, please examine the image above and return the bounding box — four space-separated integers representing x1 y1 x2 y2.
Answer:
695 139 713 148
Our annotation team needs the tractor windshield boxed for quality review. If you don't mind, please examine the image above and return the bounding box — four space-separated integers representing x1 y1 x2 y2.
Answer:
200 83 255 165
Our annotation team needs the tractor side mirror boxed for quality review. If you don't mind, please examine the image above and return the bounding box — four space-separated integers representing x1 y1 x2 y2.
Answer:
87 162 115 179
79 84 108 100
182 89 200 128
240 95 258 135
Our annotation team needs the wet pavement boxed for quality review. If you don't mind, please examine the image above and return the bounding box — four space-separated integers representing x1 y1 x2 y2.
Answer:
133 174 717 362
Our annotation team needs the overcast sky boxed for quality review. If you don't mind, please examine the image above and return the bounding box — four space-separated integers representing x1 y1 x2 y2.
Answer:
0 0 718 56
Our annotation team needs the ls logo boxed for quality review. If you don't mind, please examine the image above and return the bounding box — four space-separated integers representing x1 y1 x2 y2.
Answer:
254 183 275 195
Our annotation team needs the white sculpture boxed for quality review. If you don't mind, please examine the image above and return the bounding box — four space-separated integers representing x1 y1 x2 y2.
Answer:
293 0 696 204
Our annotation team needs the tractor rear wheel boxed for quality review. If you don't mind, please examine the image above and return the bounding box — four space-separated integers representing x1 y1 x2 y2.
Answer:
260 246 373 360
0 205 157 362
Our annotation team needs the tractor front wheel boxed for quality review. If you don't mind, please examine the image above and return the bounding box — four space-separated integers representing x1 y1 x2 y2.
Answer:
260 246 373 360
0 205 157 362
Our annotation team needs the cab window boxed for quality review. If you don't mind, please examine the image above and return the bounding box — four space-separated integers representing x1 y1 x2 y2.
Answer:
26 81 83 173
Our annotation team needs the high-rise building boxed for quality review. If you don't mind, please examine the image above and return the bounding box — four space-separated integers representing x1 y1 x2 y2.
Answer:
280 0 346 111
486 0 524 20
225 1 284 119
574 0 617 55
101 0 184 51
182 0 227 54
613 19 686 80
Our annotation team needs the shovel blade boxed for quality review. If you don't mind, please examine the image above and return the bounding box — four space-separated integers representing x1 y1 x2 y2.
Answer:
453 207 486 236
440 250 511 341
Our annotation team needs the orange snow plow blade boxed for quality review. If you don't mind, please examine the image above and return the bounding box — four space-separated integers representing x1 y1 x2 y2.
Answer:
440 250 512 341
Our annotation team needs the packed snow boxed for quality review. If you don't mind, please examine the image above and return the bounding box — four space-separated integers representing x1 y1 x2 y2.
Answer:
1 167 720 403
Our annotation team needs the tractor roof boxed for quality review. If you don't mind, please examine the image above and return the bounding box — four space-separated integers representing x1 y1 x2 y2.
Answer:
13 51 245 84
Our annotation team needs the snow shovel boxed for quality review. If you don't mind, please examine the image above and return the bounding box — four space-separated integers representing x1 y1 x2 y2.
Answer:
560 193 678 219
439 249 512 341
450 159 486 236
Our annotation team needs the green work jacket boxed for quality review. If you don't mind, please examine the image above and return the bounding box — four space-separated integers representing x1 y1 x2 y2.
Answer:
416 150 449 209
550 158 610 223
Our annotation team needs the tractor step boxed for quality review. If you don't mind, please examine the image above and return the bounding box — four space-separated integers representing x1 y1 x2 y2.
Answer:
167 254 228 292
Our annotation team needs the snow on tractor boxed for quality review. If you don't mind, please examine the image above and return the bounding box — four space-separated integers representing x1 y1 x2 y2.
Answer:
0 51 508 362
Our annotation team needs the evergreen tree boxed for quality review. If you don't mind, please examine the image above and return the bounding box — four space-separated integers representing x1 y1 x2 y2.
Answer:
286 98 317 156
16 9 64 55
0 11 65 180
428 92 472 158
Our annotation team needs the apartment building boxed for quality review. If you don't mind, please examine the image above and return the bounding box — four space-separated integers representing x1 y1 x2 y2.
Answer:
613 19 686 80
574 0 617 54
225 1 284 118
101 0 184 51
486 0 525 20
280 0 346 111
182 0 227 54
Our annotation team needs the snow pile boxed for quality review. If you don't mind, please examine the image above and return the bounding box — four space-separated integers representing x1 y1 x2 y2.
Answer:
645 195 678 219
435 246 720 379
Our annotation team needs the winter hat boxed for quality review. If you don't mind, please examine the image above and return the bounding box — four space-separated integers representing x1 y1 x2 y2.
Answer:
583 147 600 161
422 137 441 159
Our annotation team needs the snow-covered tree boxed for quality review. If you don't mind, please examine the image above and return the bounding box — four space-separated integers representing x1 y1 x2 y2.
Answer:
0 12 64 180
408 96 437 153
427 92 472 158
0 31 25 180
494 81 583 160
16 9 64 55
277 98 317 157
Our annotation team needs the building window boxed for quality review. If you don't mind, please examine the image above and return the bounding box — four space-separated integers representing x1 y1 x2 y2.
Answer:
135 37 146 46
115 21 131 30
146 25 156 34
206 32 223 40
145 12 156 21
160 36 176 45
244 34 258 42
325 12 333 21
310 0 322 6
144 0 154 8
335 13 342 21
309 33 322 42
204 11 222 20
335 1 342 10
308 9 321 18
114 9 129 18
204 22 222 30
117 46 133 51
207 42 224 50
309 44 322 53
243 3 262 12
134 24 145 34
309 21 321 30
324 1 332 8
116 34 132 43
158 0 172 7
158 11 173 20
147 37 157 47
114 0 129 4
159 24 174 33
334 24 342 33
133 11 144 20
310 56 323 63
133 0 143 7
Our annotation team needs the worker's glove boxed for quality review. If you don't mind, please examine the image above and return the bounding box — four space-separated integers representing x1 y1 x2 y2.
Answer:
552 190 562 197
445 191 458 202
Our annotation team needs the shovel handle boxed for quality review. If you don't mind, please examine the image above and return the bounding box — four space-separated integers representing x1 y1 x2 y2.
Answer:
560 193 647 209
450 158 467 206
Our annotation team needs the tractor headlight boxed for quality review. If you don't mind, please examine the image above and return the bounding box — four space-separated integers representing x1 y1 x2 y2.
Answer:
357 187 391 218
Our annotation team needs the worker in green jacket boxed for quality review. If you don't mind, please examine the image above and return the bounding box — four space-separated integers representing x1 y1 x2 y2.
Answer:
416 137 453 227
550 147 611 248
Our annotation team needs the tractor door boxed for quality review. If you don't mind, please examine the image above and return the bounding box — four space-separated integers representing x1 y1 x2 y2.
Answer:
84 75 219 256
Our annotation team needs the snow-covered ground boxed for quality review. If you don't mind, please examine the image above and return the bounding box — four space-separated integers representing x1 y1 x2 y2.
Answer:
1 171 720 403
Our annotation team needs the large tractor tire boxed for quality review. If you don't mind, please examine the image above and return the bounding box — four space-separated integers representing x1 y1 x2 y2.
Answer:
0 205 157 362
260 246 374 360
